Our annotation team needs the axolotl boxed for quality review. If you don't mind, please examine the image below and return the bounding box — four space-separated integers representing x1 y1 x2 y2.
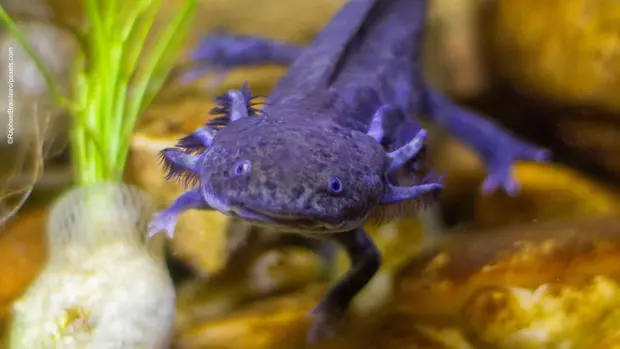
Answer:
149 0 550 342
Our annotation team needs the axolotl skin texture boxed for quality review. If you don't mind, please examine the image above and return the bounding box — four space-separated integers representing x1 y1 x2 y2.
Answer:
149 0 551 343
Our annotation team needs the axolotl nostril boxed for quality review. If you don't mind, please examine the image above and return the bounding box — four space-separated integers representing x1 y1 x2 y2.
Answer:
148 0 550 343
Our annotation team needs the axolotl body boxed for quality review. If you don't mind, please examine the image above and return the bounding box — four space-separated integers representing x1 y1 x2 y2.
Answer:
149 0 550 342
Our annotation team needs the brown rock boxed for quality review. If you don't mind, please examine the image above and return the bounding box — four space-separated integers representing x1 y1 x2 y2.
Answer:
395 217 620 346
0 207 46 318
175 284 475 349
426 0 491 98
175 246 324 330
361 314 474 349
461 277 620 347
0 317 7 348
473 162 620 229
558 117 620 176
487 0 620 112
174 286 324 349
426 130 486 205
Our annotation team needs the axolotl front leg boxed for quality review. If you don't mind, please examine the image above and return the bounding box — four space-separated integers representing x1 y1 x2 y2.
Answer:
308 116 441 343
182 33 551 196
148 188 212 239
147 131 217 239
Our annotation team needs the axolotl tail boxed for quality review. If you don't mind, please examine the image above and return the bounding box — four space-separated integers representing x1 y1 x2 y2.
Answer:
326 0 431 128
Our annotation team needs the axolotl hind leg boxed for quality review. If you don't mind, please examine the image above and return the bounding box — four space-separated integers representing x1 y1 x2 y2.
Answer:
179 33 302 85
308 227 380 343
421 87 551 196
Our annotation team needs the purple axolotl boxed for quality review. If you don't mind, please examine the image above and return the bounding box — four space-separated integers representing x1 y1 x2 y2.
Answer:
149 0 550 342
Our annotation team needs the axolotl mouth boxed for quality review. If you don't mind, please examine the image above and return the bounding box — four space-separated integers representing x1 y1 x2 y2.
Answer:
200 185 354 233
229 204 352 233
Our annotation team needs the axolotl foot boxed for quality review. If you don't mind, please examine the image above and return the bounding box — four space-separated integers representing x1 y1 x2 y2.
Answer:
147 211 178 239
307 304 345 344
479 138 551 196
146 188 213 240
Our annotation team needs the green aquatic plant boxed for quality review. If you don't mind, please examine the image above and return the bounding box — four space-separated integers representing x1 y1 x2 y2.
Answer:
1 1 196 347
0 0 197 185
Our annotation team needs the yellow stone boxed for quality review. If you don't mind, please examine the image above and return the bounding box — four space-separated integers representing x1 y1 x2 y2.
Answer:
489 0 620 111
0 208 46 319
175 246 324 331
395 217 620 347
474 162 620 229
176 284 475 349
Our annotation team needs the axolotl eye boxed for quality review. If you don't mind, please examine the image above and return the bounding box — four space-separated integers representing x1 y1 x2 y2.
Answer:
233 160 251 176
327 175 343 195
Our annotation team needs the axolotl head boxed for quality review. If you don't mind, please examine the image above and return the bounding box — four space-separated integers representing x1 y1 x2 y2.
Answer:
200 118 388 233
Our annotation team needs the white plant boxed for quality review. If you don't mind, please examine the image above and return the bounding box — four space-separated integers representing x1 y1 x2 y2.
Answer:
7 183 175 349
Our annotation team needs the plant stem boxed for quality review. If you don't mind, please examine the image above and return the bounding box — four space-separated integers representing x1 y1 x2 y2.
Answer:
118 0 197 171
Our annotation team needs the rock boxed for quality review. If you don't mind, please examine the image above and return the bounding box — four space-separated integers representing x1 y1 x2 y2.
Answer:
395 216 620 347
557 116 620 177
0 319 6 348
487 0 620 112
174 286 324 349
424 135 620 229
426 0 491 98
175 246 324 331
358 313 474 349
462 277 620 348
473 162 620 229
0 207 46 319
426 129 486 206
175 284 476 349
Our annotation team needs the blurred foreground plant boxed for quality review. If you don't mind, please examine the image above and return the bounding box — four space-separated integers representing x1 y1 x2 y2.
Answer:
0 0 197 347
7 183 176 348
